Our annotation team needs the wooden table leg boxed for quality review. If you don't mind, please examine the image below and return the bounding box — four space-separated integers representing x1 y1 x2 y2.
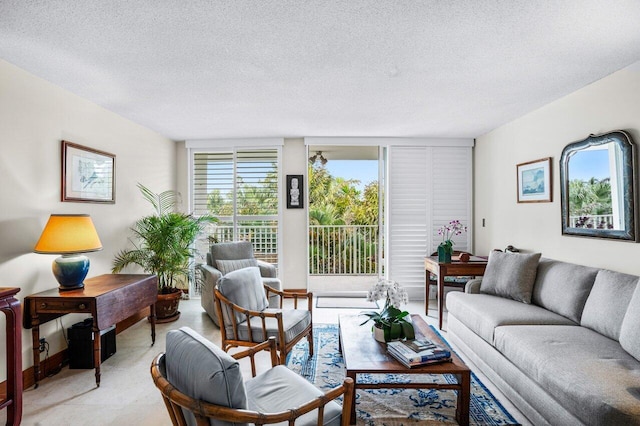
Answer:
149 303 156 345
30 318 40 389
92 321 101 387
347 370 357 424
455 371 470 426
437 273 445 330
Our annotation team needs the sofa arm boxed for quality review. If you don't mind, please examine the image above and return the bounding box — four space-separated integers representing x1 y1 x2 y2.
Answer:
199 264 223 327
465 278 483 294
257 259 277 278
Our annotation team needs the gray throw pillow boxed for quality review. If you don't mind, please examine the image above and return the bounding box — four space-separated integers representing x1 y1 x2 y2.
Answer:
480 251 541 303
165 327 248 425
218 267 268 324
620 281 640 361
216 258 258 275
581 270 638 341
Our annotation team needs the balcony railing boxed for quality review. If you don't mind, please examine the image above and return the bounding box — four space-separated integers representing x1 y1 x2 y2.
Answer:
309 225 378 275
569 214 615 229
193 223 378 296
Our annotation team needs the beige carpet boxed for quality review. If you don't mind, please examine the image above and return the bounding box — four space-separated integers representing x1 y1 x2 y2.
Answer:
316 296 379 309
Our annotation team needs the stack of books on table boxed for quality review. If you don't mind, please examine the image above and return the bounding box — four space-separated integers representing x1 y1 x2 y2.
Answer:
387 338 452 368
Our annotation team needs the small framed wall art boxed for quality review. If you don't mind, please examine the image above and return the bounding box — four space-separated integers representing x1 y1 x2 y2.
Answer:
62 141 116 203
516 157 552 203
286 175 303 208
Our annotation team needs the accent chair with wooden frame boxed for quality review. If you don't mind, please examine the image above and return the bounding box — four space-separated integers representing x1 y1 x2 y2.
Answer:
214 266 313 364
151 328 353 426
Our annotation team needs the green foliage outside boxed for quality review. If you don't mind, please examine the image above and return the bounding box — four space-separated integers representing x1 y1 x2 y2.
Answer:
202 162 380 274
569 177 613 228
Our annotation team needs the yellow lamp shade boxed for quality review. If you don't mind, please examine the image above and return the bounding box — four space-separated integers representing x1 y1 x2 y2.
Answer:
34 214 103 254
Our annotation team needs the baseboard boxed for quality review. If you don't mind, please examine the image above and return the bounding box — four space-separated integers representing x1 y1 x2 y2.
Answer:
2 306 151 394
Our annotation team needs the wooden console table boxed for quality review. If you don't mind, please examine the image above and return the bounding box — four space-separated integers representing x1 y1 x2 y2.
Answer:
0 287 22 426
424 256 487 330
23 274 157 388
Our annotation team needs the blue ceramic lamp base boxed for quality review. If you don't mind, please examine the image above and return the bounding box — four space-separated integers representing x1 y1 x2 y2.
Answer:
52 254 90 290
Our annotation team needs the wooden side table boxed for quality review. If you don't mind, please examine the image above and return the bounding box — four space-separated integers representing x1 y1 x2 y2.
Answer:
424 256 487 330
23 274 157 388
0 287 22 426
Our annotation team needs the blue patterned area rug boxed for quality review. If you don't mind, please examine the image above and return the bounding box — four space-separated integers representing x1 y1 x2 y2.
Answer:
286 324 519 425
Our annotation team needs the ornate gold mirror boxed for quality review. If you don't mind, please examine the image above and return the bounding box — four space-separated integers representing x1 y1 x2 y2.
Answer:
560 130 637 241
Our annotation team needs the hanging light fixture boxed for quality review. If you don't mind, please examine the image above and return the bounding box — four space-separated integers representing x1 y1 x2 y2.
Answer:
309 151 328 165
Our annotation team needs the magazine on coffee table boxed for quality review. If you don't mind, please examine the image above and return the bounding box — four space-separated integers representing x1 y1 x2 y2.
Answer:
387 338 451 366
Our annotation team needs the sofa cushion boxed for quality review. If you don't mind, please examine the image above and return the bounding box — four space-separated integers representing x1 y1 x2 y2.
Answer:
620 282 640 361
246 365 342 426
216 258 258 275
211 241 254 263
446 292 575 344
581 269 638 341
479 251 541 303
531 258 598 323
165 327 248 426
218 267 268 324
494 325 640 426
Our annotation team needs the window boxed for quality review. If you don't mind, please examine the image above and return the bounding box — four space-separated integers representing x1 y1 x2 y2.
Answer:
190 147 281 273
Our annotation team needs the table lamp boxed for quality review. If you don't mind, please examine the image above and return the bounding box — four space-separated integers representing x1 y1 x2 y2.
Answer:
34 214 103 290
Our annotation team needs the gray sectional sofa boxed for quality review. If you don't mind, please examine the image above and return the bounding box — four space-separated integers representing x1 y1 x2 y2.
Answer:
446 252 640 426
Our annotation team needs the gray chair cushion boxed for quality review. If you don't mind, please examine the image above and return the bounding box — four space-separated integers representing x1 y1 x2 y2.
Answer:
218 267 268 325
581 269 639 341
446 292 575 344
165 327 248 426
211 241 254 264
216 258 258 275
232 309 312 344
531 258 598 323
480 251 541 303
246 365 342 426
494 325 640 426
620 282 640 361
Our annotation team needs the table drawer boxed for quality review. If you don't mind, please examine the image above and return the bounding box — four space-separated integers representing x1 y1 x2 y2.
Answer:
35 299 92 313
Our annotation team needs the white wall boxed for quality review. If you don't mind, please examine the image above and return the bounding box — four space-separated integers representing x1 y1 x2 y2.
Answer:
281 138 308 289
0 59 176 380
475 65 640 275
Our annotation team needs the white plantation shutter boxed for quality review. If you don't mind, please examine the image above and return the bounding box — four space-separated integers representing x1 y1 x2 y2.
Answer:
387 146 472 298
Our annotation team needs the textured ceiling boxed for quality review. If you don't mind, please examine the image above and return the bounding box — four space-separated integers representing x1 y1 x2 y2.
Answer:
1 1 640 141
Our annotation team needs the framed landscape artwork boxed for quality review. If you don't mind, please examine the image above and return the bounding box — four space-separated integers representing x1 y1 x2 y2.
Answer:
62 141 116 203
517 157 552 203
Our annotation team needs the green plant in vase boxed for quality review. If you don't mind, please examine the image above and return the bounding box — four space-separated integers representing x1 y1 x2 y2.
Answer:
360 279 415 342
112 184 216 321
437 220 467 262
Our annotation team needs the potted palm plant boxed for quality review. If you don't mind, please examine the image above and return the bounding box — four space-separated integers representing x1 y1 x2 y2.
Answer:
112 183 215 322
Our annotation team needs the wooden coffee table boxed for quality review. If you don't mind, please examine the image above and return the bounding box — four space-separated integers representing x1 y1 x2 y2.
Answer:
338 314 470 425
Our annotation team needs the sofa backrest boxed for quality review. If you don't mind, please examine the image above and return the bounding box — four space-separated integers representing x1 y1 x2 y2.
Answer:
581 269 639 342
531 258 599 323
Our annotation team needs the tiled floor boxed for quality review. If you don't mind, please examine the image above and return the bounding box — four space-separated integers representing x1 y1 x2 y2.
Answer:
4 297 531 425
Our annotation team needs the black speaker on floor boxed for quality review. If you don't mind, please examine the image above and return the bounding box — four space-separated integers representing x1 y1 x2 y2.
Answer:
67 318 116 369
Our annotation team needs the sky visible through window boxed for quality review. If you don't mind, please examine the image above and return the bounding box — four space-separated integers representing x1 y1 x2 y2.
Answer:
570 149 610 181
325 160 378 191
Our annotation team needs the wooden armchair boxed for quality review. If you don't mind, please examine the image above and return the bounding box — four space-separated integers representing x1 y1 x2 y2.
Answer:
214 266 313 364
151 329 354 426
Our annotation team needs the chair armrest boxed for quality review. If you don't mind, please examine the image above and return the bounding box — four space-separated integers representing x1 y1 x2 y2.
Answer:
257 259 277 278
199 263 222 286
231 337 279 372
465 278 482 293
264 286 313 310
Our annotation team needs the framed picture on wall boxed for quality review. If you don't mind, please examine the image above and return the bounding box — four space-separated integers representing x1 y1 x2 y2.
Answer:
286 175 303 208
517 157 552 203
62 141 116 203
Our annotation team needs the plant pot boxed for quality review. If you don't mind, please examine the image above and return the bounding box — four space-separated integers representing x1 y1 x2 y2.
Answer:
155 288 182 323
373 325 387 343
437 245 452 263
